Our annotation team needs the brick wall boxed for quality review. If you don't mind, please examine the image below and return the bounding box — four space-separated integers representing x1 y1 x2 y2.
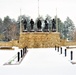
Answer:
18 32 61 48
0 32 76 48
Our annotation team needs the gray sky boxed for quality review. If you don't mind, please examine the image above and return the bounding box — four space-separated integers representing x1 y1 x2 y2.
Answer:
0 0 76 25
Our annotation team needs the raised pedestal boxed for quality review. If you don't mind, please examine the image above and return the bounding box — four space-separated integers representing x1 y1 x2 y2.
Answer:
19 32 60 48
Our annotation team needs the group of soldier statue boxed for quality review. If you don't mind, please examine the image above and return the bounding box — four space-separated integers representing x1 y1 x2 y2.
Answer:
22 18 56 32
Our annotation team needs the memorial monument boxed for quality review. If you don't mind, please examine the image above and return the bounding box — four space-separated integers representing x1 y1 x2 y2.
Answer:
18 0 60 48
18 17 60 48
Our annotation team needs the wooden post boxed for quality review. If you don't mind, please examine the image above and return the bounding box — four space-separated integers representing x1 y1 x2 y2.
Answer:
65 49 67 57
21 50 23 58
60 47 62 54
71 51 73 60
18 52 20 62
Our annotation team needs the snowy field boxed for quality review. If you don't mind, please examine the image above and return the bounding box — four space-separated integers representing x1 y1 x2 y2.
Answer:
0 46 76 75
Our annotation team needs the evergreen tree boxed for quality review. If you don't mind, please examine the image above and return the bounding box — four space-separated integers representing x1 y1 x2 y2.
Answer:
63 17 75 40
3 16 12 41
0 18 3 33
57 18 64 38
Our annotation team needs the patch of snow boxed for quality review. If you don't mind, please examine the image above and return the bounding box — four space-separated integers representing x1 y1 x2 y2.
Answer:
0 47 76 75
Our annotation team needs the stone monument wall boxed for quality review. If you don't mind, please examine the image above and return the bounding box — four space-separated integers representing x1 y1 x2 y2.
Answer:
19 32 61 48
0 41 13 46
60 40 76 46
0 32 76 48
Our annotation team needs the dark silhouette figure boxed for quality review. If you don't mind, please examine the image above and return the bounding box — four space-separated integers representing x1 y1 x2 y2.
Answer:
44 20 48 30
37 19 42 30
52 19 56 32
23 19 27 30
30 19 34 30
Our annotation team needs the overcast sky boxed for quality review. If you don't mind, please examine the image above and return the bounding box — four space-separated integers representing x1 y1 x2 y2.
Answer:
0 0 76 26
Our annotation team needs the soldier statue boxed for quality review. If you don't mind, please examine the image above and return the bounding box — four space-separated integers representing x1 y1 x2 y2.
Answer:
37 19 42 31
23 19 27 30
52 19 56 32
44 19 49 31
30 19 34 30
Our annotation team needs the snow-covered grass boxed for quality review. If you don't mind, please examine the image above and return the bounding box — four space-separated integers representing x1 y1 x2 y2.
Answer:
0 46 21 65
0 47 76 75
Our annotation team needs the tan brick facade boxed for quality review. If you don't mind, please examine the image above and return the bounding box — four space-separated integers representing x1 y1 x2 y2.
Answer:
18 32 60 48
0 32 76 49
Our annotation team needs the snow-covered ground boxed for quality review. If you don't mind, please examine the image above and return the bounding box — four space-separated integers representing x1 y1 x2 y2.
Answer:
0 46 76 75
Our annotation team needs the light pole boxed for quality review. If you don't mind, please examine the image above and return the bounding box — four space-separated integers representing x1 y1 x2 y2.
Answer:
38 0 40 18
56 8 58 32
20 9 22 34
